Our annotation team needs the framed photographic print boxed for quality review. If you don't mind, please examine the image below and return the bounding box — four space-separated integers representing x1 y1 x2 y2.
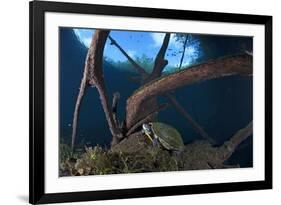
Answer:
29 0 272 204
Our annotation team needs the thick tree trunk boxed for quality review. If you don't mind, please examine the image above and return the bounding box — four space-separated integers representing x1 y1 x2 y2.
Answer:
125 53 252 129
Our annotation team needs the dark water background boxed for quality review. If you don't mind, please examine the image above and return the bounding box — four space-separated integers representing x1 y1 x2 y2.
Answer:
59 28 253 167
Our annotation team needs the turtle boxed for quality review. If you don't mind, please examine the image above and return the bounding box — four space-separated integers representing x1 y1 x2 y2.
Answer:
142 122 184 152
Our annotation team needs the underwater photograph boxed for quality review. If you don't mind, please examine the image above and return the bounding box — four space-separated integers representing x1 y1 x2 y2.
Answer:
59 27 253 177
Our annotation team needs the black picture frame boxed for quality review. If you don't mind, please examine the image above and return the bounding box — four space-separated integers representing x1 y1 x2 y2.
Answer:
29 1 272 204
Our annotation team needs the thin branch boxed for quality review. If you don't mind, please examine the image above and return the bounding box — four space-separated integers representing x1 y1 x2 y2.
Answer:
178 35 189 70
165 93 216 144
126 54 252 129
108 35 147 76
71 71 88 149
150 33 170 79
245 50 253 56
219 121 253 162
112 92 121 130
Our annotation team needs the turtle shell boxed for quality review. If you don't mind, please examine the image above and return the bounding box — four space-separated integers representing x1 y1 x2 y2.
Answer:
150 122 184 151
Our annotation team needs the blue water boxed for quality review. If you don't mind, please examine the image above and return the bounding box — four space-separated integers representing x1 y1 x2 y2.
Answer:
59 28 253 167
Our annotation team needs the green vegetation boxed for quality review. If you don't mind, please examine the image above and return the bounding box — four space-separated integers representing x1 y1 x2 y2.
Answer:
59 129 244 177
59 141 183 176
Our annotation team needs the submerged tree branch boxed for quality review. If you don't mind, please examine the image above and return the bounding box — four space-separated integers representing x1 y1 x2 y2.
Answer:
71 30 123 149
149 33 170 80
108 35 214 141
126 103 169 137
71 71 88 149
88 31 123 146
108 35 147 76
165 93 216 144
219 121 253 162
178 35 188 70
126 54 252 129
131 33 171 128
112 92 121 131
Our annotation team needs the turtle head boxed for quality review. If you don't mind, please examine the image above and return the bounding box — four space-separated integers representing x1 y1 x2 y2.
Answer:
142 123 154 142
